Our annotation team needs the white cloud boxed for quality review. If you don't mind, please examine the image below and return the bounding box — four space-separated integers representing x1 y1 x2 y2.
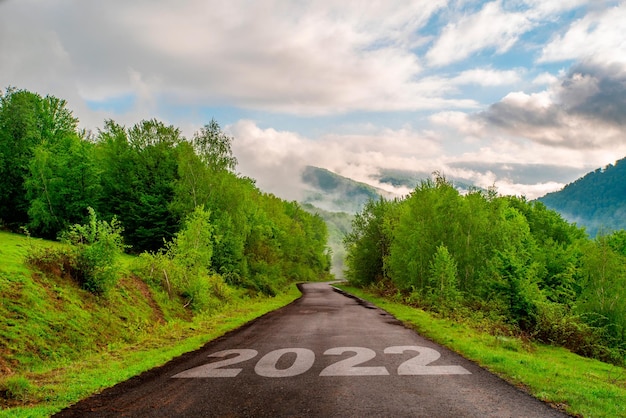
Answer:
451 68 522 86
426 1 533 67
228 120 445 199
539 3 626 64
1 0 469 117
521 0 589 17
532 72 559 85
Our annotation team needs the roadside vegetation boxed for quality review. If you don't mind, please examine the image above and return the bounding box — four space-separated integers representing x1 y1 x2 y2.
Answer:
0 87 330 416
343 173 626 416
338 285 626 418
0 217 303 417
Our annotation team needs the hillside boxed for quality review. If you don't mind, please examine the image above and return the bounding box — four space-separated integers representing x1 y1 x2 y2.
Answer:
376 168 478 193
302 203 354 279
0 231 300 416
539 157 626 237
301 166 388 213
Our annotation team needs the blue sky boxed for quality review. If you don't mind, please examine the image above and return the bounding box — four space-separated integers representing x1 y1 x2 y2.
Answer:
2 0 625 201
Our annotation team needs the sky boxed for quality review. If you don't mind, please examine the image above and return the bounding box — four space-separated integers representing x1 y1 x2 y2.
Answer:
2 0 626 202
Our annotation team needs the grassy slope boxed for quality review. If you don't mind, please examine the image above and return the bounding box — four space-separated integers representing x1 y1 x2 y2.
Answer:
0 231 301 417
339 285 626 418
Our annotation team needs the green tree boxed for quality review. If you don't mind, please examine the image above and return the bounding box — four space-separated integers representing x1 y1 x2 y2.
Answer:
0 88 78 228
427 244 460 306
96 119 182 252
192 119 237 172
25 132 100 238
578 236 626 345
344 198 394 286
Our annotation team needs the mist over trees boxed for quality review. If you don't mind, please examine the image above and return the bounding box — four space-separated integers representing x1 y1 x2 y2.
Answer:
0 87 331 301
345 174 626 364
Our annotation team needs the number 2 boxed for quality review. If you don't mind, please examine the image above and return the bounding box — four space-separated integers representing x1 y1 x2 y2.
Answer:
172 349 258 378
320 347 389 376
384 346 470 375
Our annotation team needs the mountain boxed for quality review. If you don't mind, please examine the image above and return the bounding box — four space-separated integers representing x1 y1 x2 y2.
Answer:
376 168 478 193
301 166 391 213
300 166 478 214
538 157 626 237
301 203 353 279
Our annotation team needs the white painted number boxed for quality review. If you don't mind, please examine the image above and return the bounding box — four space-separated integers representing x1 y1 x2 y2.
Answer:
172 346 471 378
254 348 315 378
384 346 471 375
172 349 258 378
320 347 389 376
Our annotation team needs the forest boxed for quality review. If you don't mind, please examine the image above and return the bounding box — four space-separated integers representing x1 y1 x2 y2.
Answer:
0 87 332 307
344 174 626 365
540 157 626 237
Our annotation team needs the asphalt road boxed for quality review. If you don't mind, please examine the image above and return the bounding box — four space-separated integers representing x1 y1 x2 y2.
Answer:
54 282 568 417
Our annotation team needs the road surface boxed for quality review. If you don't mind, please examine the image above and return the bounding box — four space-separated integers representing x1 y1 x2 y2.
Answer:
54 282 567 417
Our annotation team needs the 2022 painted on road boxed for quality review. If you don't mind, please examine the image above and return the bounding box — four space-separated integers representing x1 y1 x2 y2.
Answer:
172 345 471 378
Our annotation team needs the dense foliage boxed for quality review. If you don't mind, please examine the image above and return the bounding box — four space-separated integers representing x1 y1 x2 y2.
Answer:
345 174 626 364
1 87 331 302
539 157 626 237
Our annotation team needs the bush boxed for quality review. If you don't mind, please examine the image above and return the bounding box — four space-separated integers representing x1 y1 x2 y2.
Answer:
533 302 624 365
25 245 78 280
25 208 124 294
59 207 125 294
132 206 233 311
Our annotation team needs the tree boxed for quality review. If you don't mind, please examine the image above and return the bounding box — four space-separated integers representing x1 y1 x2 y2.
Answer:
344 198 394 286
25 132 100 238
192 119 237 172
96 119 182 252
427 244 460 306
578 236 626 344
0 88 78 228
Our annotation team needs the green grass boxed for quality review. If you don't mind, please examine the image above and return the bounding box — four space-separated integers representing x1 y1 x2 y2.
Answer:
0 231 301 417
338 285 626 418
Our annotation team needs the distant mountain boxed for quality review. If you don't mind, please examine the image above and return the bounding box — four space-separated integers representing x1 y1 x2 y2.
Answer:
301 166 390 213
538 157 626 237
376 168 478 193
300 166 480 213
301 203 354 279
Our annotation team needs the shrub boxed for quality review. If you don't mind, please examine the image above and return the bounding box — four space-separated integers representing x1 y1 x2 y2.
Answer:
25 208 124 294
25 245 78 280
132 206 231 311
59 207 125 294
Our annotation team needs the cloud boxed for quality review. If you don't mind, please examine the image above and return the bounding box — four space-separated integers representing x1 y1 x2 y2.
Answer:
539 3 626 64
451 68 523 86
426 1 533 67
477 61 626 148
229 117 604 201
2 0 476 118
228 120 445 199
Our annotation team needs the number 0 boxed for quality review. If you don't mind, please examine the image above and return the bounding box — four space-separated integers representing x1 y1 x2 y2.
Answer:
254 348 315 378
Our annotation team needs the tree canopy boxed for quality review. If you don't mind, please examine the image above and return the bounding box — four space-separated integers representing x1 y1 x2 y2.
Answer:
1 87 332 301
344 175 626 364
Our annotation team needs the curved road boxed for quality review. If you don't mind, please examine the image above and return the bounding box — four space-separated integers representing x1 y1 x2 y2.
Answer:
55 282 567 417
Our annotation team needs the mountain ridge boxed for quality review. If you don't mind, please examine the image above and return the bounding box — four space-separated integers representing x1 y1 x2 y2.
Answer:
538 156 626 237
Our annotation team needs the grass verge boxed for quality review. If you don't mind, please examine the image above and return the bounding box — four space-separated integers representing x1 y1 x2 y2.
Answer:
337 285 626 418
1 285 300 418
0 229 302 417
